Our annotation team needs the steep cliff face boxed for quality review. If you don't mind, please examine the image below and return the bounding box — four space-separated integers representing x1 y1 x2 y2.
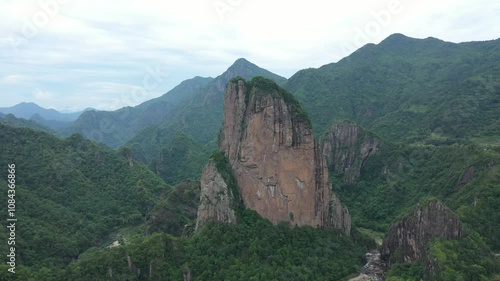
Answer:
195 160 237 231
322 121 381 184
381 200 465 267
217 77 351 234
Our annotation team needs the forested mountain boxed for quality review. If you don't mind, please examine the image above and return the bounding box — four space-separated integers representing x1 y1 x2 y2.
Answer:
15 34 498 150
0 123 372 281
0 102 86 130
0 124 170 277
62 76 214 148
321 120 500 279
127 34 499 180
63 35 500 176
148 133 210 185
1 33 499 280
63 58 286 150
0 113 54 133
285 34 500 144
0 102 84 122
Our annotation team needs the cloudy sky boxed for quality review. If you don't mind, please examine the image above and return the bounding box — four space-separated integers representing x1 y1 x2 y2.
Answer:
1 0 499 112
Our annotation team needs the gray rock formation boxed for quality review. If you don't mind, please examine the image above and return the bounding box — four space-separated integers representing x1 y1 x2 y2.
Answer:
195 160 237 231
322 121 381 184
381 200 465 267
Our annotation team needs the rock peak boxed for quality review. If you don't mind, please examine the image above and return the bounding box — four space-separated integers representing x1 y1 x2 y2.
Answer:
226 58 260 73
232 57 252 66
214 62 287 92
211 77 351 233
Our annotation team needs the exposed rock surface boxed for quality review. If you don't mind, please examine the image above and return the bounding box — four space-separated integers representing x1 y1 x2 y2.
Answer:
322 121 381 184
455 166 475 190
195 160 236 230
381 200 465 267
216 77 351 234
182 268 192 281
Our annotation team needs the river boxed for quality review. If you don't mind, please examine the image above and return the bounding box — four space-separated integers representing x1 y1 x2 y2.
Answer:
348 249 386 281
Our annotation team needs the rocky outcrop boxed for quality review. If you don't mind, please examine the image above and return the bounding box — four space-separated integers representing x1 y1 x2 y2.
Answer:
327 192 352 234
455 166 475 190
182 268 192 281
217 77 351 234
381 200 465 267
195 160 237 231
322 121 381 184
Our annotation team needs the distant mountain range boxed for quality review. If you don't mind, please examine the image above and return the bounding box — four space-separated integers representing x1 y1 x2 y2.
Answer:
0 102 95 130
62 58 286 148
5 34 496 185
0 102 85 121
4 34 499 174
64 34 499 150
0 113 53 133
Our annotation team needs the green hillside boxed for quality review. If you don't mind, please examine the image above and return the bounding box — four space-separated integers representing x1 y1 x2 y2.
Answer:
147 132 210 185
325 123 500 251
124 59 287 166
285 34 500 144
145 181 200 237
62 76 214 148
55 209 370 281
0 113 54 133
64 59 286 150
1 34 499 280
0 124 170 272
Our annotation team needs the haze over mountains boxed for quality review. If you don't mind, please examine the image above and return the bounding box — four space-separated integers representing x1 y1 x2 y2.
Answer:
47 34 497 187
0 102 93 130
60 34 499 149
0 102 86 121
4 33 499 187
62 58 286 147
4 34 499 151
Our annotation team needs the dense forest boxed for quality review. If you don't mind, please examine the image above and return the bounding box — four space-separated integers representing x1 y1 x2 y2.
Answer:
0 34 499 280
286 34 500 144
0 124 170 277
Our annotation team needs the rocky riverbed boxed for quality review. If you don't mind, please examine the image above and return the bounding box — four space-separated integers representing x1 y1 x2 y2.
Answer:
349 249 386 281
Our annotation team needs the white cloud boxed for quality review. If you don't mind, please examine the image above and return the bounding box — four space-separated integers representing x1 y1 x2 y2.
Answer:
0 74 27 84
33 88 55 100
0 0 498 111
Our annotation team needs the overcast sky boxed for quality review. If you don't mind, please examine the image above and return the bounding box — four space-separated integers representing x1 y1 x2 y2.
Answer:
1 0 499 112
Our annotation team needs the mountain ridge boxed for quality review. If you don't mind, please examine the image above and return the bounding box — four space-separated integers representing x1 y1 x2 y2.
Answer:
284 34 500 143
63 58 287 151
0 102 89 130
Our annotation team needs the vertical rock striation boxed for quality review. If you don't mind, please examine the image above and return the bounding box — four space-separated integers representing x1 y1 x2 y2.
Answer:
215 77 351 234
322 121 381 185
195 159 237 231
381 200 465 267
